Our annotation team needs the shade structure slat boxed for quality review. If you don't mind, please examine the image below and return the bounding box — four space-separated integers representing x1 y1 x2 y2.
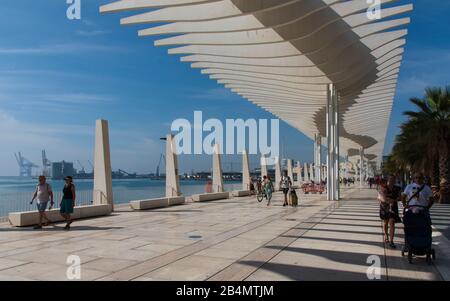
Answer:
100 0 413 162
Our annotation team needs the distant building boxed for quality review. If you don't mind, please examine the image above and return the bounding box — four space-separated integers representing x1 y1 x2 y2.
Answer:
51 161 75 179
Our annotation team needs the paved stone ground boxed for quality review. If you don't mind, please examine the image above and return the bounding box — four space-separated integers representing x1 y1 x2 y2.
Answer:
0 187 448 281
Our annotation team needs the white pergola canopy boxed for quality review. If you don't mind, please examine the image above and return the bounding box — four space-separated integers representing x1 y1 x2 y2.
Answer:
100 0 412 162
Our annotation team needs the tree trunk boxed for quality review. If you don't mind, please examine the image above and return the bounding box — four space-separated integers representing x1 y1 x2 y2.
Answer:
439 139 450 204
432 156 440 186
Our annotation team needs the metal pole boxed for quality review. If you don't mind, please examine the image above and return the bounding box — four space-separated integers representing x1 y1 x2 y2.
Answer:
334 92 340 200
359 148 364 188
326 85 331 201
326 84 335 201
330 85 337 201
316 134 322 183
314 134 317 182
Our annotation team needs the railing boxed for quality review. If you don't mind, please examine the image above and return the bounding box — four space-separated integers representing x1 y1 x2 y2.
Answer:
0 190 93 220
0 181 243 220
168 186 180 197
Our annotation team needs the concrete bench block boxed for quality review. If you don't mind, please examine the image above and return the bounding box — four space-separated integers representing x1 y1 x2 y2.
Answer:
130 198 169 210
192 192 230 202
8 204 112 227
232 190 252 197
168 196 185 206
78 204 112 218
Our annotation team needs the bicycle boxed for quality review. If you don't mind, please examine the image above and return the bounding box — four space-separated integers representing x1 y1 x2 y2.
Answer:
256 188 272 202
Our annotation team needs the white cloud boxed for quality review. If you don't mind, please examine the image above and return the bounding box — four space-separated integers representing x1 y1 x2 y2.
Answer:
76 30 109 37
397 77 431 96
82 19 97 27
0 110 94 175
189 88 238 101
0 43 127 55
0 110 165 176
38 93 115 104
397 47 450 98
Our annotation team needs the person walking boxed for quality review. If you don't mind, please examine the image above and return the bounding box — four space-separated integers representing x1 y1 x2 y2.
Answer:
378 175 402 248
279 171 292 207
30 175 54 229
249 179 255 195
263 175 274 206
60 176 76 230
205 180 213 193
401 173 434 213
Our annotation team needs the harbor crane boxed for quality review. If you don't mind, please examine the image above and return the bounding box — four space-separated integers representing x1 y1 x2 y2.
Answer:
76 160 86 174
118 169 137 178
14 152 39 177
155 153 165 177
87 160 94 173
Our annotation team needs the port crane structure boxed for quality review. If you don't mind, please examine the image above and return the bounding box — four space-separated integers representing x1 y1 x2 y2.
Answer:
155 153 165 178
15 152 39 177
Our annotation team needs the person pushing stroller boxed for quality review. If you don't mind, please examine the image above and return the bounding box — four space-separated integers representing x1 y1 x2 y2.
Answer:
401 173 436 263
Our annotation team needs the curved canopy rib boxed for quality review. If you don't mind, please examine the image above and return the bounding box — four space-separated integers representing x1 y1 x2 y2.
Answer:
100 0 413 161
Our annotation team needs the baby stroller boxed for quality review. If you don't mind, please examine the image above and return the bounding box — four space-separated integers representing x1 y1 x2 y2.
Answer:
401 205 435 264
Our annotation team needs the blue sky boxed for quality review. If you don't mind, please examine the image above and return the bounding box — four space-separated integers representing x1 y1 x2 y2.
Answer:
0 0 449 176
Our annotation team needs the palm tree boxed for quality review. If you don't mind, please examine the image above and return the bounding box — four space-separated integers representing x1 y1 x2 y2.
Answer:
401 86 450 203
391 120 436 179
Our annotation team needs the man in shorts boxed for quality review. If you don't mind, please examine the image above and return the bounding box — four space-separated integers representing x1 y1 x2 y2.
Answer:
31 175 54 229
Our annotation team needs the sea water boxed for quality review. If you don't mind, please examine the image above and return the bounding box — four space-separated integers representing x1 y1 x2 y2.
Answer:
0 176 242 218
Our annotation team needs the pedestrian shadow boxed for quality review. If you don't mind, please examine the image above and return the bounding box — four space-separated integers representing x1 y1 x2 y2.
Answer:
116 209 205 213
240 238 439 280
310 221 385 229
154 209 204 213
278 235 385 248
238 260 382 281
0 225 123 232
288 226 398 237
53 225 124 231
262 245 397 269
322 216 381 222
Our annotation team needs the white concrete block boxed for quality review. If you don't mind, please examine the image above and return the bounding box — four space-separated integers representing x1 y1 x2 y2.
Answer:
93 120 113 207
232 190 252 197
130 198 169 210
213 144 224 193
8 204 112 227
168 196 185 206
242 150 251 191
166 134 181 197
192 192 230 202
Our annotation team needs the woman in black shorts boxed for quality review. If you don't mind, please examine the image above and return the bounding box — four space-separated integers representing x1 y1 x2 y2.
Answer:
378 175 402 248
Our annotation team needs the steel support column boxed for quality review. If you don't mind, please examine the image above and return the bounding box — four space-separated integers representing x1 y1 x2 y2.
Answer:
359 148 364 188
327 84 335 201
314 134 317 182
334 92 340 200
326 84 340 201
314 134 322 184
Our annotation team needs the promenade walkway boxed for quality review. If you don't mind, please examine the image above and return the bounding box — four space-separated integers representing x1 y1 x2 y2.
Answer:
0 188 448 281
